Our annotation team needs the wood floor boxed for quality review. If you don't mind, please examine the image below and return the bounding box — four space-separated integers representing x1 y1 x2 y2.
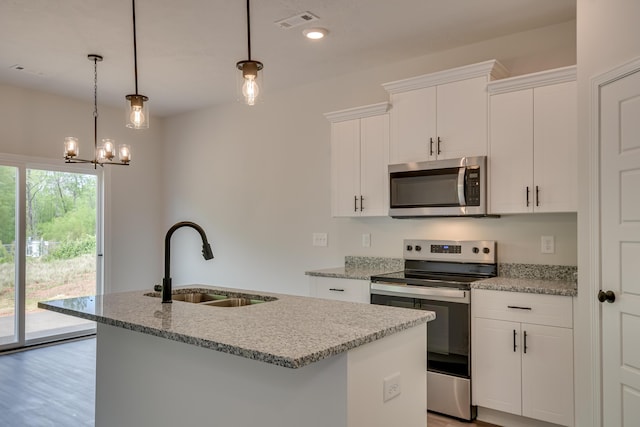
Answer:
0 337 96 426
0 337 498 426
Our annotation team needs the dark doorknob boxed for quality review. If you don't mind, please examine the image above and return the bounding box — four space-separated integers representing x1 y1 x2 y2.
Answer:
598 290 616 303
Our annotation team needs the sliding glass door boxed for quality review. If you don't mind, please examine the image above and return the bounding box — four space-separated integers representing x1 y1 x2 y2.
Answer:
0 158 102 350
0 165 18 346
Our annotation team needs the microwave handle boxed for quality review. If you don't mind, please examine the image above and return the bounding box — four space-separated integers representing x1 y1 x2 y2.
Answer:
457 167 466 206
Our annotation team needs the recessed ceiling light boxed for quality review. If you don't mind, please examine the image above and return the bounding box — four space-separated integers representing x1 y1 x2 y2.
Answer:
303 28 328 40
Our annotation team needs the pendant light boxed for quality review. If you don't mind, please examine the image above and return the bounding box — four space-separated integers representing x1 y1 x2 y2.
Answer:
125 0 149 129
64 55 131 167
236 0 263 106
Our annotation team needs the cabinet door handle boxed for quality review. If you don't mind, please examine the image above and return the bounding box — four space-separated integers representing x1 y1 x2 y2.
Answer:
535 186 540 207
513 329 517 352
526 186 530 207
354 195 358 212
507 305 532 310
360 195 364 212
429 137 434 156
437 137 442 155
329 288 345 292
523 331 528 354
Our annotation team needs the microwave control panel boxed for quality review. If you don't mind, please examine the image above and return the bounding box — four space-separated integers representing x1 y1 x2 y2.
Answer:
465 167 481 206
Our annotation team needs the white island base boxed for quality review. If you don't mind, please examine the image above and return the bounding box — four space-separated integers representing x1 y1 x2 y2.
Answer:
95 323 427 427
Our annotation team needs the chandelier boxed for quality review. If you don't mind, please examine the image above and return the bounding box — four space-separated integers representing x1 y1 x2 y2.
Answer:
63 54 131 167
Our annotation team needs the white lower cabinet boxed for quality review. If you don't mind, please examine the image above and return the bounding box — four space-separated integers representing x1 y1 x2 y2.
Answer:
472 289 574 426
309 276 370 303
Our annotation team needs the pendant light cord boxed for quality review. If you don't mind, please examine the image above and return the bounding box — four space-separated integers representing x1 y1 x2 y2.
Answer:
93 56 98 158
246 0 252 60
132 0 139 94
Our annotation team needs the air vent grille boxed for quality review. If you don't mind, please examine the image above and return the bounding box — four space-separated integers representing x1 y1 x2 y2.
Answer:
275 11 319 29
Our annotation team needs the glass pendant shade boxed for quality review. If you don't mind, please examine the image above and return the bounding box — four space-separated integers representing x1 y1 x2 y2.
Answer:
126 94 149 129
236 60 263 106
118 144 132 163
64 137 79 159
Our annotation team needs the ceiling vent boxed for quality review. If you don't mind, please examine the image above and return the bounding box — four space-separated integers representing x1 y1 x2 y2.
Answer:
275 11 319 29
9 64 44 76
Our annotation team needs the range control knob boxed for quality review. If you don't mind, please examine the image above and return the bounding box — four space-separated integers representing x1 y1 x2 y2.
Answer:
472 247 480 254
415 245 422 252
406 245 413 251
483 247 491 254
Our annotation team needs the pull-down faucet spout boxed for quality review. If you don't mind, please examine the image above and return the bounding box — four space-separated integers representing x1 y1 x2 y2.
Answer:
162 221 214 303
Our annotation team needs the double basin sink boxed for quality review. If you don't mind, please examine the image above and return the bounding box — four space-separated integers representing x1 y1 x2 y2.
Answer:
145 289 276 308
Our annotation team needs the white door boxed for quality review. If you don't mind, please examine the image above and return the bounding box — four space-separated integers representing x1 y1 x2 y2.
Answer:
436 76 488 160
330 119 360 217
600 64 640 426
359 114 389 217
521 323 574 426
389 87 436 164
488 89 534 214
533 81 578 213
473 317 522 415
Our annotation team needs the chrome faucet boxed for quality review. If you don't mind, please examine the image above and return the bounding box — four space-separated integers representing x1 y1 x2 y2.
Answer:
162 221 214 303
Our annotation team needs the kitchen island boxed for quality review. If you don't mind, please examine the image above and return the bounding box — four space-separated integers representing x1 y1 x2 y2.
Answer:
39 285 433 427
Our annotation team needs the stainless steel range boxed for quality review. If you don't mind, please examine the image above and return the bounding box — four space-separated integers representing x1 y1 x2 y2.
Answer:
370 239 497 421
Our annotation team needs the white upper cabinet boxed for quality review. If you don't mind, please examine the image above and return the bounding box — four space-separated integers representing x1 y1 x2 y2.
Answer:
383 60 508 164
488 66 577 214
325 102 390 217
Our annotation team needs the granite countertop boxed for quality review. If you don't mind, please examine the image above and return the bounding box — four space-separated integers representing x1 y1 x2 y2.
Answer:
307 257 578 297
471 277 577 296
305 256 403 280
38 285 433 369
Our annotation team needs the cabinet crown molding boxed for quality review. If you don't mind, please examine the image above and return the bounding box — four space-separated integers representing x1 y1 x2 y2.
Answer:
487 65 577 94
382 59 509 94
324 102 390 123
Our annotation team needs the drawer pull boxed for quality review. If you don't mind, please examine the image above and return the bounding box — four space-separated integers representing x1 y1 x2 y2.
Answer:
507 305 532 310
329 288 345 292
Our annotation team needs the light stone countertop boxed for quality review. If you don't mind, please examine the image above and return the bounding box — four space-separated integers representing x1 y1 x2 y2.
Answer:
305 256 403 280
38 285 433 369
471 276 577 296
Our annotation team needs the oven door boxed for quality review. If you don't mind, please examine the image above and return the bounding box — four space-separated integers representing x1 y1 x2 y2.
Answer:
370 283 470 378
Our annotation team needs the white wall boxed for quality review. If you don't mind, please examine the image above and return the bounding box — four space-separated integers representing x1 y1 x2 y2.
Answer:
0 84 164 293
575 1 640 426
163 21 578 297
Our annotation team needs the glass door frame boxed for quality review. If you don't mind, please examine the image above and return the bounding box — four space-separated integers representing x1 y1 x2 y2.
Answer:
0 153 104 351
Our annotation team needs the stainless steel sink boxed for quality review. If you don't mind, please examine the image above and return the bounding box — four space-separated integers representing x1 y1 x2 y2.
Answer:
144 289 274 307
203 298 255 307
171 292 220 303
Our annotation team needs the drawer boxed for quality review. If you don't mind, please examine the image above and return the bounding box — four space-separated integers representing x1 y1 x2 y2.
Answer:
309 277 370 303
472 289 572 328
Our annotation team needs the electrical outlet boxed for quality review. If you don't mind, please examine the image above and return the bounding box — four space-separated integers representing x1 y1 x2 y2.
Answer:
541 235 555 254
312 233 328 247
362 233 371 247
383 372 401 402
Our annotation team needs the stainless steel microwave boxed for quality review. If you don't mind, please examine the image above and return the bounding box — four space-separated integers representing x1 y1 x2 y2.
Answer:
389 156 487 217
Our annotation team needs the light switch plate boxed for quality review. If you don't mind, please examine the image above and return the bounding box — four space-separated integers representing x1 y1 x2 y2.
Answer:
362 233 371 247
312 233 328 247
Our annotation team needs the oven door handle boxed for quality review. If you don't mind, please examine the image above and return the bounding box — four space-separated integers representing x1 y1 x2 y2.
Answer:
370 282 468 300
